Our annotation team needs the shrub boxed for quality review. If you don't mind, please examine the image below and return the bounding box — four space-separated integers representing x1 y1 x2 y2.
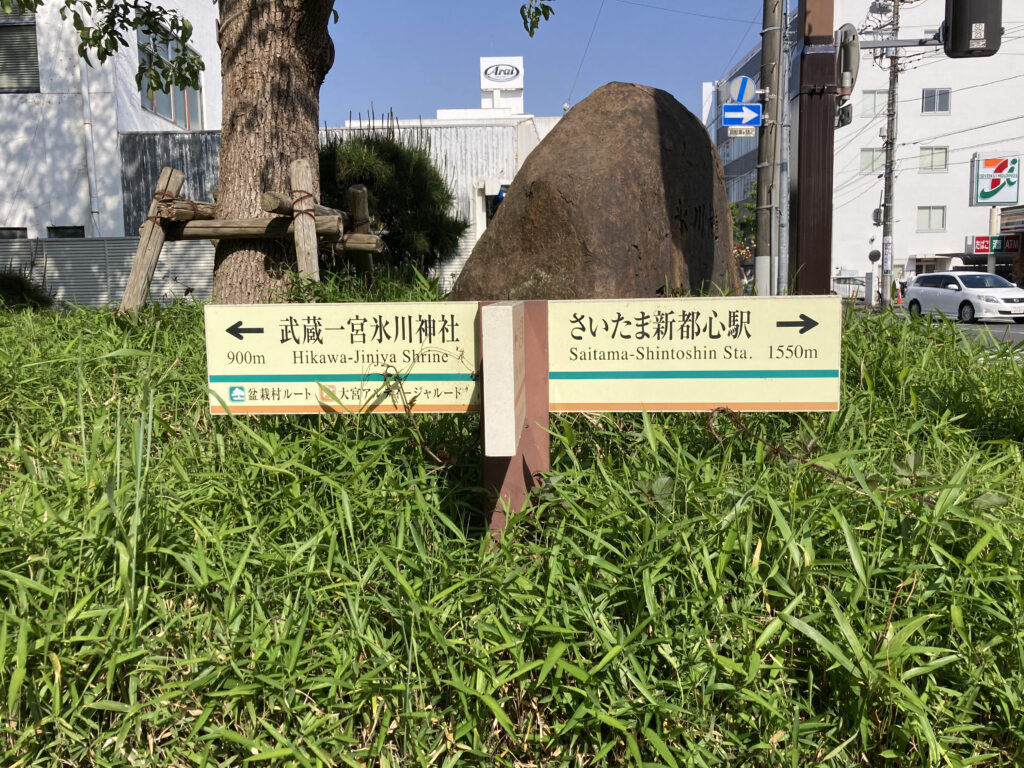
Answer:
319 127 469 272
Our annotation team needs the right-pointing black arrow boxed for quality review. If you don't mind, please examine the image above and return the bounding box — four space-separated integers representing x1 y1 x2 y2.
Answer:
226 320 264 340
776 314 819 334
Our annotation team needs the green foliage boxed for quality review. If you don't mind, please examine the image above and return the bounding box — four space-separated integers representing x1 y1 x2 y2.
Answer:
520 0 555 36
4 0 204 91
731 181 756 248
0 269 52 309
2 300 1024 765
319 130 469 272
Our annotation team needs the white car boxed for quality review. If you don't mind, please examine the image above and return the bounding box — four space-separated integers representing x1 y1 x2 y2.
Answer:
905 271 1024 323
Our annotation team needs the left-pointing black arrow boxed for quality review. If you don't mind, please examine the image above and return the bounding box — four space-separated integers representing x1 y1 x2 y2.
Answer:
226 320 264 340
776 314 819 334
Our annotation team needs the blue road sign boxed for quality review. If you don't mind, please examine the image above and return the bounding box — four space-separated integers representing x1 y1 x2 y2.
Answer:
722 103 763 127
729 76 756 103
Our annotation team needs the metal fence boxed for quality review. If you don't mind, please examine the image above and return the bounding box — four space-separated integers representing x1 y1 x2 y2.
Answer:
0 237 214 307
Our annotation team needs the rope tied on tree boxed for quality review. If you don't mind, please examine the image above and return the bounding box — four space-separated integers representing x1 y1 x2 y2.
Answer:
291 190 317 221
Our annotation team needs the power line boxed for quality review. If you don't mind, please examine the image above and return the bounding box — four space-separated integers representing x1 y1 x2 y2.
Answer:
721 7 762 75
565 0 606 109
903 114 1024 145
893 73 1024 105
613 0 757 24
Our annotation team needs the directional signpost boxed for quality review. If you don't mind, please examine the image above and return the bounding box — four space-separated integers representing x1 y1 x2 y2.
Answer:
205 302 480 415
547 296 840 413
722 103 763 127
204 296 841 533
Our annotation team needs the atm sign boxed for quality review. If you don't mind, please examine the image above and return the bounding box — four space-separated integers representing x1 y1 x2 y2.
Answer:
971 235 1022 254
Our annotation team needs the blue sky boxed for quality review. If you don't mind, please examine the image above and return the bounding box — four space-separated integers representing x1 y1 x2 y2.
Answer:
322 0 766 126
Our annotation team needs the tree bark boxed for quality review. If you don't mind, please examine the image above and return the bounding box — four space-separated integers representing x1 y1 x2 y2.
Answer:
211 0 335 303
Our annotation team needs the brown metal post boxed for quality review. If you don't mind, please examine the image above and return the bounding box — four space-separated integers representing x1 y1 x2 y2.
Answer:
482 300 549 536
793 0 836 294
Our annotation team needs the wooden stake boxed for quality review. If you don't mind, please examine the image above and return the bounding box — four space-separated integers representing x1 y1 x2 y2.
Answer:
290 159 320 282
482 300 550 536
120 166 185 312
348 184 374 275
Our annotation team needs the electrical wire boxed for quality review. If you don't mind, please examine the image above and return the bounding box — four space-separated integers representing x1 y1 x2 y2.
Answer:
612 0 758 24
903 114 1024 145
565 0 606 109
721 6 763 76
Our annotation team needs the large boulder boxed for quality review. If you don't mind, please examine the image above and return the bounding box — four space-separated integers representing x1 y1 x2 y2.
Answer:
449 82 739 301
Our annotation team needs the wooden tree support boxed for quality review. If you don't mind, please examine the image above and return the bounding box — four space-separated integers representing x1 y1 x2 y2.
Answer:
155 199 217 222
119 166 384 311
260 191 351 225
166 215 348 241
120 167 185 312
348 184 374 276
290 159 320 281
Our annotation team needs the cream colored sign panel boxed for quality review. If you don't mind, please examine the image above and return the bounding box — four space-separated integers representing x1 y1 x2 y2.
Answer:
205 303 479 415
548 296 841 412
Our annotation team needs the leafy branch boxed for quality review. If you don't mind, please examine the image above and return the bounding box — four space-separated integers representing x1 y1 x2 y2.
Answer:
520 0 554 37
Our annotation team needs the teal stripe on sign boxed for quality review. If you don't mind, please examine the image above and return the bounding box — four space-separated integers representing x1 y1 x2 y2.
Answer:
549 369 838 380
210 373 475 383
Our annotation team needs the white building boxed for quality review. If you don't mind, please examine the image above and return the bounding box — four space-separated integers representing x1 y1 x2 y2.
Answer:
705 0 1024 288
0 1 220 240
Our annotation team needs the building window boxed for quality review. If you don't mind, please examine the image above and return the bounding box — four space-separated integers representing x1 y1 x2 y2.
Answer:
917 206 946 232
922 88 950 114
0 11 39 92
138 28 203 130
860 148 886 174
861 90 887 117
47 226 85 238
0 227 27 239
485 186 508 225
919 146 948 172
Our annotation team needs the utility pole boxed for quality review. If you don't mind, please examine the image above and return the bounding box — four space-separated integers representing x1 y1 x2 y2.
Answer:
881 0 900 307
777 0 792 294
756 0 783 296
792 0 836 294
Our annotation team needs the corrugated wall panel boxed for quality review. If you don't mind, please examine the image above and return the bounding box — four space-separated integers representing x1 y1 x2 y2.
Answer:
102 238 144 304
42 239 112 306
0 239 44 283
120 132 221 236
157 241 214 300
0 238 213 307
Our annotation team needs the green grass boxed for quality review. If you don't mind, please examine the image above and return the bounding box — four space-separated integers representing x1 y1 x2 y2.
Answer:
1 282 1023 766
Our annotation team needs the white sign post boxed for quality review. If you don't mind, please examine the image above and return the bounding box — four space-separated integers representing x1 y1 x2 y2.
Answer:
481 302 526 457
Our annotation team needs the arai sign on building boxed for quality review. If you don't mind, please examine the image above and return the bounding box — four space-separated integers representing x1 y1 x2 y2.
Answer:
480 56 524 111
972 153 1020 206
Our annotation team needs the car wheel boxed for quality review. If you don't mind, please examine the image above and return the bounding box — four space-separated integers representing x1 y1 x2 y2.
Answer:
908 300 922 318
958 302 976 323
1014 317 1024 324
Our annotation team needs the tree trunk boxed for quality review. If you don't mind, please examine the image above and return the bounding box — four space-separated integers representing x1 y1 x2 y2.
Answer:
211 0 335 303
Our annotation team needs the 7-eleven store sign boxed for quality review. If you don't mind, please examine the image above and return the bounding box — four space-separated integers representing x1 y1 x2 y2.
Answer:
973 154 1021 206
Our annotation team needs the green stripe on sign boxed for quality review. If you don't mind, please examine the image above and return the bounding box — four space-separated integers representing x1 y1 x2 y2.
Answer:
549 370 839 380
210 373 476 383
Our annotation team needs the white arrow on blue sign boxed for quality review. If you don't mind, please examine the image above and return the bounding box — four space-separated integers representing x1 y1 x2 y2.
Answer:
722 103 763 127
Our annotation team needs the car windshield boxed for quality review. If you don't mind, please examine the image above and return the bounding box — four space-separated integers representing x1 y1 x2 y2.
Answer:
958 274 1015 289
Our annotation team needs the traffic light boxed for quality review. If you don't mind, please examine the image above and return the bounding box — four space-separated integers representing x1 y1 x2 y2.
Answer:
944 0 1001 58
